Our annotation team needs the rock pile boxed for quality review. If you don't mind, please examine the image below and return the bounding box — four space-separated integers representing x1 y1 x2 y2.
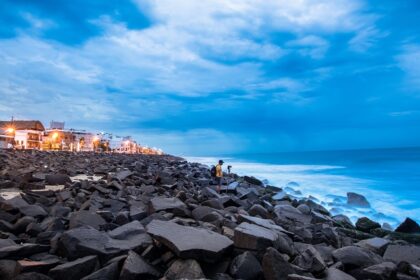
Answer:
0 149 420 280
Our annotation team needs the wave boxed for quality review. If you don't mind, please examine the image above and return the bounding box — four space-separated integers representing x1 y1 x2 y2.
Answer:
185 156 419 228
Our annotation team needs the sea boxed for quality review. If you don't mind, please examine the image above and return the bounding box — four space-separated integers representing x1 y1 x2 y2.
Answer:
185 147 420 229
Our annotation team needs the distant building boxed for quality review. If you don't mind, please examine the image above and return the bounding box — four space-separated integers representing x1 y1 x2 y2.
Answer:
0 120 45 149
71 130 98 152
0 127 15 149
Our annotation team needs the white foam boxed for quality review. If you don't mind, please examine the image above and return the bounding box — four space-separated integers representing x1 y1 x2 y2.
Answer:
187 156 417 227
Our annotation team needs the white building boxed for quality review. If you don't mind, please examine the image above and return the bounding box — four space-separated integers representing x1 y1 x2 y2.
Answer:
0 120 45 149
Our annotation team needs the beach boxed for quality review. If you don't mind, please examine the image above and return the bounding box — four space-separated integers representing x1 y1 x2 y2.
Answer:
0 149 419 280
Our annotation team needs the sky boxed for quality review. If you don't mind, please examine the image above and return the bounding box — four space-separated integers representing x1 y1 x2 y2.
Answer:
0 0 419 156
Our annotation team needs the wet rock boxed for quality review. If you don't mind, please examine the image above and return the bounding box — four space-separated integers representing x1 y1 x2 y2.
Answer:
146 219 233 262
332 214 354 229
325 267 356 280
332 246 382 268
164 259 205 280
347 192 370 208
120 250 160 279
395 218 420 234
297 204 311 215
262 247 296 280
384 244 420 265
45 174 71 185
274 204 311 225
49 255 99 280
80 262 119 280
243 176 263 186
356 217 381 233
229 251 262 280
69 210 106 230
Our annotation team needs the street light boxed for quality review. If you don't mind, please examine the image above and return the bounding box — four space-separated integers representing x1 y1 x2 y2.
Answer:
5 127 14 134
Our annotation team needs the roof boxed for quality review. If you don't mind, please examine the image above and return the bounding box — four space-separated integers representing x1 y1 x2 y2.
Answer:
0 120 45 131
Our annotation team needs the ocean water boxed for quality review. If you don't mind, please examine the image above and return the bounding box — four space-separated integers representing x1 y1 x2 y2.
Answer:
185 147 420 228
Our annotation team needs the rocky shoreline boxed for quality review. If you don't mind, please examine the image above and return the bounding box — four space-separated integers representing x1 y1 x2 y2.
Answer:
0 150 420 280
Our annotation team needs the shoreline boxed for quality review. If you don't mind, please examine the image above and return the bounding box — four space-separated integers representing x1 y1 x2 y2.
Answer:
0 149 420 279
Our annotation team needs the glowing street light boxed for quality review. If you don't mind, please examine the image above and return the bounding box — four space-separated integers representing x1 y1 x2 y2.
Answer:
5 127 14 133
51 132 59 141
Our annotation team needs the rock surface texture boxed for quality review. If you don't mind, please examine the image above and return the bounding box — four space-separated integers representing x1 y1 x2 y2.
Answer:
0 149 418 280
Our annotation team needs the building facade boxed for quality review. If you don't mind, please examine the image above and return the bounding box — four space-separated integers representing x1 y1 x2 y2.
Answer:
0 120 45 149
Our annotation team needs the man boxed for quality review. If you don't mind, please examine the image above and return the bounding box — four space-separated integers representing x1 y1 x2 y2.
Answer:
216 160 224 193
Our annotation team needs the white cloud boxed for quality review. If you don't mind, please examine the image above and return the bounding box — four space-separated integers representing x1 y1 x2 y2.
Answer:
286 35 329 59
349 26 388 52
396 44 420 91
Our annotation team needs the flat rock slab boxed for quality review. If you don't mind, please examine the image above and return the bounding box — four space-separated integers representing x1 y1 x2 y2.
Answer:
120 250 160 279
69 210 106 230
0 244 50 259
234 222 280 251
238 214 293 236
45 174 72 185
108 220 145 240
146 219 233 262
332 246 382 268
49 255 99 280
384 244 420 265
148 197 187 213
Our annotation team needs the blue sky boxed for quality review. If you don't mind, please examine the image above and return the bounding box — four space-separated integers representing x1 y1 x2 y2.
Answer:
0 0 419 155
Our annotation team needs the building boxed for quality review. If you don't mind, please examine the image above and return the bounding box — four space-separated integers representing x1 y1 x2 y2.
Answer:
0 120 45 149
42 121 77 151
0 127 15 149
71 130 99 152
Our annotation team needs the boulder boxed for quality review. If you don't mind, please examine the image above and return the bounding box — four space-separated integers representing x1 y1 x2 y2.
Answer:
292 243 326 274
148 197 188 216
0 243 49 259
383 245 420 265
14 272 53 280
48 255 99 280
262 247 296 280
69 210 106 230
332 246 382 268
230 251 262 280
361 261 397 279
146 219 233 262
58 226 152 261
108 220 145 239
45 174 71 185
238 214 292 235
119 250 160 279
234 222 289 252
395 218 420 234
0 259 18 279
80 262 119 280
164 259 205 280
113 170 133 181
325 267 356 280
248 204 270 219
274 204 311 225
356 237 390 255
347 192 370 208
19 204 48 218
356 217 381 233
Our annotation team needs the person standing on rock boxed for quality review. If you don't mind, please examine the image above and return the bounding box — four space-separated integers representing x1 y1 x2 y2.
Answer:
216 159 224 193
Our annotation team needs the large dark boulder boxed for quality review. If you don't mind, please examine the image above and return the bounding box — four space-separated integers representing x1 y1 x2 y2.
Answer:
229 251 262 280
107 220 145 239
45 174 71 185
360 261 397 280
262 247 296 280
14 272 53 280
164 259 205 280
69 210 107 230
383 245 420 265
325 268 356 280
0 243 49 259
119 250 160 279
292 243 326 274
80 262 119 280
58 226 152 261
356 217 381 233
332 246 383 268
148 197 189 216
48 255 99 280
146 219 233 262
347 192 370 208
395 218 420 234
356 237 390 255
243 176 263 186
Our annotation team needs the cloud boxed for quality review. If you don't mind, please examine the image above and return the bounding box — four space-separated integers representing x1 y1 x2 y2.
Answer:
396 44 420 92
